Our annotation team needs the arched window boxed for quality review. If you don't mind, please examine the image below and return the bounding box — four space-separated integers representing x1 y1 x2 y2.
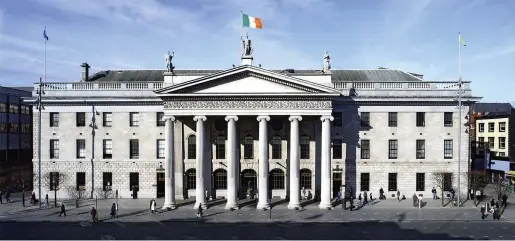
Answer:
271 135 282 159
185 169 196 189
300 135 310 159
241 169 257 191
243 135 254 159
187 135 196 159
300 169 312 189
213 169 227 190
269 169 285 190
215 136 226 159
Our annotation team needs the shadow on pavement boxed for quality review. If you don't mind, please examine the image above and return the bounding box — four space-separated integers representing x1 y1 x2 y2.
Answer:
0 220 480 240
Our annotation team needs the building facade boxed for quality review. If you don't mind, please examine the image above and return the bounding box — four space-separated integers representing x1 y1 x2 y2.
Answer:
26 53 481 209
0 86 33 189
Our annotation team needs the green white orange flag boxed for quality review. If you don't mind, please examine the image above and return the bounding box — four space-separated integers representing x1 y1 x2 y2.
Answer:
459 33 466 46
242 13 262 29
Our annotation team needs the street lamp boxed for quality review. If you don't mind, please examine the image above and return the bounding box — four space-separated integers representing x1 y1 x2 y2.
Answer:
455 77 465 208
88 104 99 199
35 77 45 208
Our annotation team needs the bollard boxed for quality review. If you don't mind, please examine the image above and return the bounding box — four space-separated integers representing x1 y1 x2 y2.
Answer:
76 199 79 208
419 198 421 209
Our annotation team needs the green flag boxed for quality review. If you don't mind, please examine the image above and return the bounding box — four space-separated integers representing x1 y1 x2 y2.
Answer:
459 34 466 46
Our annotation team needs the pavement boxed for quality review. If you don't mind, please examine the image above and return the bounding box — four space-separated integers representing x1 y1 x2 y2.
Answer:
1 189 515 240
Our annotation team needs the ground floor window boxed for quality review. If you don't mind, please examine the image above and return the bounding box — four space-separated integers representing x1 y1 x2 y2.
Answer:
388 173 397 191
213 169 227 189
129 172 139 191
300 169 312 189
103 172 112 191
360 173 370 191
186 169 196 189
416 173 425 191
443 173 452 191
76 172 85 191
269 169 285 190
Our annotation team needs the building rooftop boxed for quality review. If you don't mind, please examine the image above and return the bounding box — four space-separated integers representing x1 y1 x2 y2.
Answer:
473 103 514 116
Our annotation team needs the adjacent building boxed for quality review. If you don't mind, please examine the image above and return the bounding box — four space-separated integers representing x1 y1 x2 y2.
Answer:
0 86 33 189
25 46 481 209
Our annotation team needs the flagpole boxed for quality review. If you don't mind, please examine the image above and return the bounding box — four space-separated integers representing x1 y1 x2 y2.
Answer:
457 32 462 208
44 27 47 82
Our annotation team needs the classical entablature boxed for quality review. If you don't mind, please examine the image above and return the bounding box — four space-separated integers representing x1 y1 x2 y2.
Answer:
155 65 341 116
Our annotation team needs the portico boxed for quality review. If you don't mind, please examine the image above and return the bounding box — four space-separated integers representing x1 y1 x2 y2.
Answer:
155 65 340 210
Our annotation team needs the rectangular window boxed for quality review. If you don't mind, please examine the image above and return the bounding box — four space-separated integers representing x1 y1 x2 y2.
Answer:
478 123 484 132
0 102 6 112
388 140 398 159
444 112 453 127
416 140 425 159
50 139 59 159
188 136 196 159
388 173 398 191
444 140 453 159
215 137 226 159
157 139 165 159
361 140 370 159
103 112 112 127
243 136 254 159
360 173 370 191
156 112 165 126
130 139 139 159
50 112 59 127
499 122 506 132
76 172 86 191
416 112 425 127
388 112 397 127
9 104 18 114
129 172 139 191
103 172 113 191
478 137 485 148
300 136 310 159
76 112 86 127
50 172 59 191
76 139 86 159
360 112 370 127
333 112 342 127
130 112 139 127
499 137 506 149
416 173 425 191
332 139 342 159
488 137 495 149
499 152 506 157
443 173 452 191
488 123 494 132
103 139 112 159
271 137 282 159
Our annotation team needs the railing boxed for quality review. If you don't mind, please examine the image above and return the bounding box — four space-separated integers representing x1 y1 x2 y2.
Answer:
332 81 470 90
35 82 164 91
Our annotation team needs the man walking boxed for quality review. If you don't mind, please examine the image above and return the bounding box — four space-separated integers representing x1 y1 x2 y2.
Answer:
432 187 437 200
91 207 97 222
59 203 66 217
0 190 3 204
397 190 401 202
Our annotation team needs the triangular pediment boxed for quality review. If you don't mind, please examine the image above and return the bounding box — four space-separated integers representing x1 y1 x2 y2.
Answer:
155 65 340 95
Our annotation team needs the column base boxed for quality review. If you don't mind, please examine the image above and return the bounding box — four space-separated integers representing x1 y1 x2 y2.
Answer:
287 203 301 210
257 202 270 210
225 202 239 210
162 202 177 210
318 202 332 210
193 202 207 209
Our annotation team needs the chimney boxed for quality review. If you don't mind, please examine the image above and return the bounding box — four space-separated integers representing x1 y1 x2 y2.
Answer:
81 62 90 82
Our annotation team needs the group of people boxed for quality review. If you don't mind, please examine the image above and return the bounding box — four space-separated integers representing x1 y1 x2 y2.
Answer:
0 189 11 204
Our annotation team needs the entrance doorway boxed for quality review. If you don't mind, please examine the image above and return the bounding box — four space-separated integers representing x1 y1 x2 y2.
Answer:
156 172 165 198
332 172 342 198
241 169 257 195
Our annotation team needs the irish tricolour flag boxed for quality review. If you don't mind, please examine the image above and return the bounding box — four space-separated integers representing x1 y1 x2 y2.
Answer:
242 13 262 29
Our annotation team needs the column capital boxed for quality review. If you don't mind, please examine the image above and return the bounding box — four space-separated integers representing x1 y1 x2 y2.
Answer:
256 115 270 122
193 115 207 122
162 115 176 122
320 115 334 122
288 116 302 122
225 116 239 122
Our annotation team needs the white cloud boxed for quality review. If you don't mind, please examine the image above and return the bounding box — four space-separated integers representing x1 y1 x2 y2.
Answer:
471 45 515 61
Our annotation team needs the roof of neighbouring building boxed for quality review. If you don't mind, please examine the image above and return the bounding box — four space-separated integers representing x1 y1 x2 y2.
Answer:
473 103 514 116
85 68 424 82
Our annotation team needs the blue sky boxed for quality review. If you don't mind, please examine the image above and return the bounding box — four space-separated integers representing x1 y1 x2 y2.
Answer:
0 0 514 103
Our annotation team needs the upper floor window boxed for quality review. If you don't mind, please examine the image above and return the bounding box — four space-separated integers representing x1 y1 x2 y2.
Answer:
444 140 453 159
361 140 370 159
156 112 165 126
478 123 484 132
300 135 310 159
215 135 226 159
478 137 485 148
499 122 506 132
157 139 165 159
416 140 425 159
130 139 139 159
416 112 425 127
76 139 86 159
103 112 112 127
130 112 139 127
76 112 86 127
9 104 18 114
50 139 59 159
0 102 6 112
444 112 453 127
388 140 398 159
271 135 282 159
488 137 495 149
187 135 196 159
333 139 342 159
388 112 397 127
243 135 254 159
50 113 59 127
103 139 112 159
360 112 370 127
333 112 342 127
499 137 506 149
488 123 494 132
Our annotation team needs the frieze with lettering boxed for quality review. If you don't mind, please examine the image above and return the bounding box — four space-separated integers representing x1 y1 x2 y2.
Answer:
164 100 332 109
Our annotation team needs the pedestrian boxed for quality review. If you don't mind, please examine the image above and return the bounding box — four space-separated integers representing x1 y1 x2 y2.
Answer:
197 204 203 218
469 189 474 200
369 192 373 202
91 207 97 222
59 203 66 217
363 191 368 205
150 199 156 214
502 194 508 207
493 206 500 220
349 186 353 199
450 188 455 200
412 193 418 207
110 203 116 219
495 201 499 210
349 196 354 211
397 190 400 202
0 190 3 204
5 189 10 203
45 194 49 207
432 187 437 200
480 205 486 220
379 187 384 200
358 194 362 205
337 191 341 201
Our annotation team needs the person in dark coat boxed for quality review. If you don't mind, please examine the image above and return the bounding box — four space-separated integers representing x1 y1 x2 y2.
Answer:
59 203 66 217
480 205 486 220
5 190 10 203
110 203 116 219
379 188 384 199
502 194 508 207
358 194 362 205
349 196 354 211
0 190 3 204
91 207 97 222
197 204 203 218
45 194 49 207
363 191 368 205
397 190 401 202
432 187 437 200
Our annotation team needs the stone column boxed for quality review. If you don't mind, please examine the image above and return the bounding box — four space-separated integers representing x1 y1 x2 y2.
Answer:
288 116 302 209
163 116 176 209
257 116 270 209
225 116 239 209
193 116 207 209
319 115 333 209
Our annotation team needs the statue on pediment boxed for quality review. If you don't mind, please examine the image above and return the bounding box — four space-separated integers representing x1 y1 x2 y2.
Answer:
241 33 253 57
165 51 175 72
323 51 331 73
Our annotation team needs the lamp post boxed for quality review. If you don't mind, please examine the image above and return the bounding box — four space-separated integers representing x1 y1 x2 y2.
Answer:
456 77 465 208
35 77 45 208
88 104 99 199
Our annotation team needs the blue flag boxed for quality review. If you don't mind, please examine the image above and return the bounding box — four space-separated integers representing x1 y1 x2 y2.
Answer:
43 28 49 41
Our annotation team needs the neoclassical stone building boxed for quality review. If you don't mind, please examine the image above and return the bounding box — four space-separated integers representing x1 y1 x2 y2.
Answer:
26 51 481 209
